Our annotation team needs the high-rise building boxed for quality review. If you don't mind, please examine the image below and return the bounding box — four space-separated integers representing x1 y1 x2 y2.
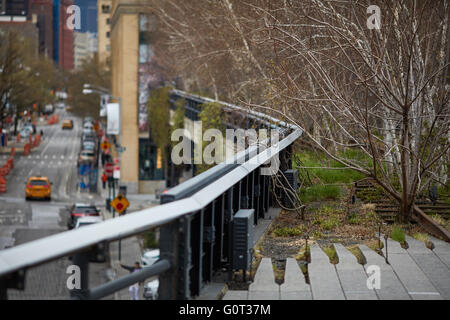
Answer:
73 0 97 33
53 0 74 70
97 0 110 64
74 30 97 69
28 0 53 58
0 0 29 16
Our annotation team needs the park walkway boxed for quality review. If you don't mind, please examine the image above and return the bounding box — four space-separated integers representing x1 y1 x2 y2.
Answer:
223 235 450 300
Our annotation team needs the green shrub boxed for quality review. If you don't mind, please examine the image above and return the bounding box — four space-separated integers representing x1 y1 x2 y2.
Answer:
390 226 406 244
273 225 305 237
299 184 341 203
321 216 341 230
142 230 158 249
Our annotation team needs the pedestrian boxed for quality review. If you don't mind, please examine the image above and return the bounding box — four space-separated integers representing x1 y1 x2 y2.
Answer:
40 129 44 138
120 262 143 300
101 172 107 189
101 152 106 167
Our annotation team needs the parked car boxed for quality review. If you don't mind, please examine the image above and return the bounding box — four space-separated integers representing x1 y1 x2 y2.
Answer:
82 132 97 143
82 140 97 152
73 216 108 262
67 203 100 230
78 150 96 164
141 249 160 267
19 126 33 139
143 279 159 300
25 176 52 200
83 122 94 134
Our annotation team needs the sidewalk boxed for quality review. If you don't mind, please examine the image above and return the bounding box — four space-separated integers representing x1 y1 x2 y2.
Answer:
101 185 159 300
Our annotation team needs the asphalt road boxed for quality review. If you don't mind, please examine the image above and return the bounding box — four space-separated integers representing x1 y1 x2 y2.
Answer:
0 108 113 299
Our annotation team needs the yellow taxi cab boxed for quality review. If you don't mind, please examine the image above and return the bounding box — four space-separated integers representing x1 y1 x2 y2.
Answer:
25 176 52 200
62 119 73 129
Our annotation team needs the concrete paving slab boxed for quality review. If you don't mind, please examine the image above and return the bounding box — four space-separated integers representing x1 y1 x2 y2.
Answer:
428 236 450 269
405 236 450 300
223 290 248 300
382 237 443 300
280 258 310 293
248 291 280 300
359 245 410 300
334 244 377 300
404 235 430 254
280 291 312 300
308 244 345 300
248 258 279 292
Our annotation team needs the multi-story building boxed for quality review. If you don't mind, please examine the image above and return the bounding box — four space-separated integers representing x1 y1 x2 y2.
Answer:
97 0 111 65
28 0 53 58
0 0 29 16
111 0 161 194
53 0 74 70
74 30 97 69
0 1 38 55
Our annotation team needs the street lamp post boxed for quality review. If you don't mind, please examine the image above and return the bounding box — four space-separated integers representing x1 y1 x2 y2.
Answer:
82 85 123 210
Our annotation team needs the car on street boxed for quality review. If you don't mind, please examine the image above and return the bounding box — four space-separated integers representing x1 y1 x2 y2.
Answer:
78 150 96 164
82 132 97 143
73 216 108 262
25 176 52 200
141 249 160 267
83 122 94 134
19 126 33 139
82 140 97 152
143 279 159 300
67 203 101 230
74 215 103 228
62 119 73 129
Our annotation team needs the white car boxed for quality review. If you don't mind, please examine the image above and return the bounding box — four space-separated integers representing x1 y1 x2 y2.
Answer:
75 216 103 228
141 249 160 267
83 123 94 134
74 216 107 262
143 279 159 300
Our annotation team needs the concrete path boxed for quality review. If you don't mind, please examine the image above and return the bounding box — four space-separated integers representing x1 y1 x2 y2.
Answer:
428 236 450 269
248 258 279 300
308 244 345 300
381 237 443 300
333 244 377 300
359 245 410 300
405 236 450 299
223 238 449 300
280 258 312 300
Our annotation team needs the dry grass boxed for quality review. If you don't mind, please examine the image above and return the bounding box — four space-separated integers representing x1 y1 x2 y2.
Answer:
321 244 339 264
347 245 366 264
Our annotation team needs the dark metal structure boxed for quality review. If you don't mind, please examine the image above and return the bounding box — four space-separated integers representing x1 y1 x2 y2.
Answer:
0 90 303 300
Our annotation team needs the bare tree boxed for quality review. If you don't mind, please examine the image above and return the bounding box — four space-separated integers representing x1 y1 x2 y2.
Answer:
149 0 449 223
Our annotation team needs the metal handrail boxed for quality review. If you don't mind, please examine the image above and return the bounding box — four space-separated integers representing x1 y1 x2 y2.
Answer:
0 129 302 278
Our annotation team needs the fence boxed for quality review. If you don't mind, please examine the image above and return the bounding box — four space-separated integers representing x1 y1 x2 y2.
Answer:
0 92 303 299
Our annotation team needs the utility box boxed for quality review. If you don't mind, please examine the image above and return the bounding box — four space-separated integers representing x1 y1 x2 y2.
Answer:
232 209 254 270
282 169 298 208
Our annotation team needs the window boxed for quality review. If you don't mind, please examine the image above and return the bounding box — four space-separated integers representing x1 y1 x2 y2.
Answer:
106 18 110 25
106 44 110 51
101 5 110 14
106 31 110 38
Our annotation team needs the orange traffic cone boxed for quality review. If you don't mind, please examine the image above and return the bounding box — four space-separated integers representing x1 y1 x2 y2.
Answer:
0 175 6 193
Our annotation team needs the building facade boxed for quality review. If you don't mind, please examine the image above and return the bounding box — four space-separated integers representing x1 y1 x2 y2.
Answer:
97 0 111 65
74 30 97 69
111 0 163 194
28 0 53 58
0 0 29 16
53 0 74 70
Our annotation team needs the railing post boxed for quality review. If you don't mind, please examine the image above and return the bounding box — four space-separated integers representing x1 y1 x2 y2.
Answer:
70 251 90 299
159 219 181 299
